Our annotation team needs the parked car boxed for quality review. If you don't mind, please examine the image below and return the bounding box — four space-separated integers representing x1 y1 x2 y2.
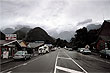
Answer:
13 51 31 60
77 48 85 53
82 49 91 54
51 47 57 51
38 45 49 54
67 48 73 51
99 49 110 59
43 45 49 53
38 47 43 55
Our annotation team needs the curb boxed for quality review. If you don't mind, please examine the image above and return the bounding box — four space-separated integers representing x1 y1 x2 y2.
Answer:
0 59 14 65
91 52 99 56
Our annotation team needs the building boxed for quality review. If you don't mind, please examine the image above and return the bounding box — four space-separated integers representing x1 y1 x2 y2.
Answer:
0 40 21 58
96 20 110 50
27 41 44 54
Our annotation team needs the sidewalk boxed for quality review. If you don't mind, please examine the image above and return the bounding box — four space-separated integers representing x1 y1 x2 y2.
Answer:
0 58 14 65
91 52 99 56
0 51 39 65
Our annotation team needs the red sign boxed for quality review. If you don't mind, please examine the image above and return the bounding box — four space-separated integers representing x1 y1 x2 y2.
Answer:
5 34 17 40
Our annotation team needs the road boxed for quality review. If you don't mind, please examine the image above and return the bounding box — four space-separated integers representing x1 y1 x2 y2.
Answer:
1 48 110 73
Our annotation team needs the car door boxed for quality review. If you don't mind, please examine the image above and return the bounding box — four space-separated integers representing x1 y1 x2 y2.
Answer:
102 50 106 56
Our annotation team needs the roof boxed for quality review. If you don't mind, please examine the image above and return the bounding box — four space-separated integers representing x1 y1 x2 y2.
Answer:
28 42 44 48
0 40 19 46
19 41 27 47
98 20 110 41
0 40 13 45
45 44 53 46
17 40 22 43
0 40 21 48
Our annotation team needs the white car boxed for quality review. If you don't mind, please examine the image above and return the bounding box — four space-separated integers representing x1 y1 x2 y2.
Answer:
77 48 85 53
38 45 49 54
43 45 49 53
51 47 57 51
13 51 31 60
38 47 43 54
82 49 91 54
80 48 85 53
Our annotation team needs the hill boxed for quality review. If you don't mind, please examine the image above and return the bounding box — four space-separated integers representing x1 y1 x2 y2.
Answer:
0 31 5 40
2 28 15 34
13 27 31 40
25 27 55 43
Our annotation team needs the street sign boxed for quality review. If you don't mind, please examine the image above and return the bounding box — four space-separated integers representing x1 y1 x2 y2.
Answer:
5 34 17 40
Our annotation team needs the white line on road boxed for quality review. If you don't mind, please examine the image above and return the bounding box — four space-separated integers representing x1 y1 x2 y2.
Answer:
64 51 88 73
56 66 83 73
54 50 59 73
6 71 12 73
58 57 71 60
23 63 27 65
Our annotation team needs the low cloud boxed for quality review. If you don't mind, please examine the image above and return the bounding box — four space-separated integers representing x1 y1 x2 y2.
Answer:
77 19 92 26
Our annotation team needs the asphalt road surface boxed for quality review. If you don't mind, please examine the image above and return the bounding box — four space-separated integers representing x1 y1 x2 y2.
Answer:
1 48 110 73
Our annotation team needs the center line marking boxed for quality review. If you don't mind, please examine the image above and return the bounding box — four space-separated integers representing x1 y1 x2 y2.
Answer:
56 66 83 73
58 57 71 60
64 51 88 73
54 50 59 73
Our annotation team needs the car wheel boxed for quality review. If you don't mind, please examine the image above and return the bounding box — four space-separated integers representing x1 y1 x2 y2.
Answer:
106 55 108 59
30 56 31 59
100 54 102 57
24 57 27 60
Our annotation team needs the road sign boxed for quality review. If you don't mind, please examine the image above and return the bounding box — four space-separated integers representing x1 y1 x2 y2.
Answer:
5 34 17 40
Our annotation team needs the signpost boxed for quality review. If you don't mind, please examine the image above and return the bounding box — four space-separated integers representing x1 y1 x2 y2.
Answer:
5 34 17 40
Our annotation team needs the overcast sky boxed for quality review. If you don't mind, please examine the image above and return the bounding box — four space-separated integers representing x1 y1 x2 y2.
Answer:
0 0 110 33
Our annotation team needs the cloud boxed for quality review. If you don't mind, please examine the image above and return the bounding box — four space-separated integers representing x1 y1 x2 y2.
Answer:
0 0 110 34
77 19 92 26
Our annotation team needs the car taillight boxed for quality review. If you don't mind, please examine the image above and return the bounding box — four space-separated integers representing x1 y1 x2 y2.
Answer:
15 55 19 56
22 55 24 56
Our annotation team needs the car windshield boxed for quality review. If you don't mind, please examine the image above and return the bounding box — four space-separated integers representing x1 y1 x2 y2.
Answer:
15 51 25 55
84 49 90 51
106 50 110 53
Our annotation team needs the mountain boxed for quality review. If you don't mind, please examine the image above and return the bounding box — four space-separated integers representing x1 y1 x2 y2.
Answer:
57 31 74 42
13 27 31 40
2 28 15 34
1 25 31 34
0 31 5 40
15 25 30 30
86 24 101 31
25 27 55 43
49 30 59 39
50 31 75 42
18 27 31 33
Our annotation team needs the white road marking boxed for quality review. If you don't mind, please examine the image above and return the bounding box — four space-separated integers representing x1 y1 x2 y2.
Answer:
58 57 71 60
64 51 88 73
23 63 27 65
56 66 83 73
6 71 12 73
54 51 59 73
78 53 110 64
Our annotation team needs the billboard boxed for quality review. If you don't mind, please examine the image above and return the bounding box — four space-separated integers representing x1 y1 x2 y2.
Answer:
5 34 17 40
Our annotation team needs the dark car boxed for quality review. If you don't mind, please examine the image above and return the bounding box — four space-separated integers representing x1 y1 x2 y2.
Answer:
99 49 110 59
